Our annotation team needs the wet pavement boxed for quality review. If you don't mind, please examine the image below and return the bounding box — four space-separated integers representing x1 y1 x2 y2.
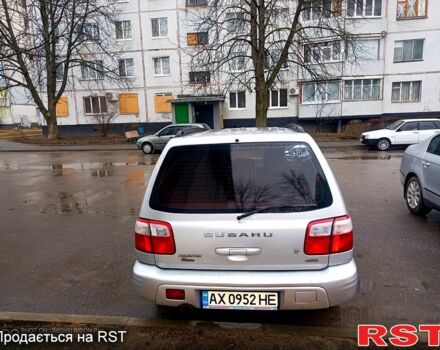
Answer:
0 147 439 330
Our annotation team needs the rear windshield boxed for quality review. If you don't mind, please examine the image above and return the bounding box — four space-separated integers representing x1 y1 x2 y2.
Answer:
150 142 333 213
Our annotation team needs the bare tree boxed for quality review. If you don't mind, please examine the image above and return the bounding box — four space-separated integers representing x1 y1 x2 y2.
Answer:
186 0 355 127
91 101 119 137
0 0 127 139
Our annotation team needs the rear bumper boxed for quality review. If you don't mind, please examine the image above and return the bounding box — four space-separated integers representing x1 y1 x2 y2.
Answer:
132 259 358 310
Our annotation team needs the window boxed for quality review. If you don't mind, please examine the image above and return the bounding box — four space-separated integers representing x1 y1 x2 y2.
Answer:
118 58 134 77
186 0 207 6
153 57 170 76
115 20 131 40
347 39 380 60
149 142 333 213
56 62 64 81
229 54 247 72
391 81 421 102
347 0 382 17
419 121 440 130
427 135 440 156
154 93 173 113
344 79 381 101
229 91 246 109
82 23 100 41
302 0 341 21
225 12 246 33
84 96 107 114
119 93 139 114
268 89 288 108
189 71 210 83
152 18 168 38
187 32 208 46
81 61 104 80
303 81 340 103
305 41 341 63
394 39 424 62
399 121 418 131
265 50 288 70
56 96 69 117
397 0 427 19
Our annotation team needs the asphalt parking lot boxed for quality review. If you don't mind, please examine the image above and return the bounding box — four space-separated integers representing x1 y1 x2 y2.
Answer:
0 145 439 330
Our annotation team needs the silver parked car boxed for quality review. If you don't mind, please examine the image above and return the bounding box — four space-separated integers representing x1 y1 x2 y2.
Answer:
400 134 440 215
133 128 358 311
136 123 210 154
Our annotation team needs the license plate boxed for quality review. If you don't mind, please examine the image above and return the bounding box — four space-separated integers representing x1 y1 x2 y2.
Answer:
201 291 278 310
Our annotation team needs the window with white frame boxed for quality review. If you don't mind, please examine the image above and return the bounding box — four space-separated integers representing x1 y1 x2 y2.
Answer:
347 0 382 17
81 61 103 80
302 0 341 21
303 81 340 103
225 12 246 33
229 91 246 109
56 62 64 81
115 20 132 40
186 0 207 5
265 49 288 69
118 58 134 77
347 39 380 60
82 23 100 41
153 57 170 76
305 41 341 63
344 79 381 101
151 18 168 38
229 53 247 72
84 96 107 114
268 89 288 108
391 81 421 102
394 39 424 62
189 71 210 83
397 0 427 19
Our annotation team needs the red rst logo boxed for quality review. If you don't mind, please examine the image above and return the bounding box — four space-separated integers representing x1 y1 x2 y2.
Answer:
358 324 440 347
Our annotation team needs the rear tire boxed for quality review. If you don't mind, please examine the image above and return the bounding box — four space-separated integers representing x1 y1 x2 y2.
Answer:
142 142 154 154
405 176 432 216
376 138 391 151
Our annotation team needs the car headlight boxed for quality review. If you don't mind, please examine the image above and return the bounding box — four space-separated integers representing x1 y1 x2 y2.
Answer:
362 134 369 139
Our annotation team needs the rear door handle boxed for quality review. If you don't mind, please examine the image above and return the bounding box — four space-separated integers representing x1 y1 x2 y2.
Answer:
422 161 431 168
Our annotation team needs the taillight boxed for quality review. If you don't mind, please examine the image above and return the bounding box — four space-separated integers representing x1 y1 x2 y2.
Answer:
305 215 353 255
135 218 175 255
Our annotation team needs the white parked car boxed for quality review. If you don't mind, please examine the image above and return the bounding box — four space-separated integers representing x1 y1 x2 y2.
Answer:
360 119 440 151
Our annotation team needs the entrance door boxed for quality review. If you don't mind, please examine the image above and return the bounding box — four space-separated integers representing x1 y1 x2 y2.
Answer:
175 103 189 124
194 104 214 129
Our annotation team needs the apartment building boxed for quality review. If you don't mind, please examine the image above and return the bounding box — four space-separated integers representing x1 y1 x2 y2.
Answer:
6 0 440 132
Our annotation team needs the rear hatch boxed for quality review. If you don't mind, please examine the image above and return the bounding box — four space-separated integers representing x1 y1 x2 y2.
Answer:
144 141 336 271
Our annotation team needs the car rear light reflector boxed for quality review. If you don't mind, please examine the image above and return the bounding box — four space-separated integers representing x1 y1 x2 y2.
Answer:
135 218 175 255
166 289 185 300
305 215 353 255
331 215 353 254
304 218 333 255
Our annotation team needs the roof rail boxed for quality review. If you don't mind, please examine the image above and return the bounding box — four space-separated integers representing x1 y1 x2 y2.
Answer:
285 123 305 133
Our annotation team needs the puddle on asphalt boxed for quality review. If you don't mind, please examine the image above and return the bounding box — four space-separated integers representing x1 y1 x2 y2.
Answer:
0 160 157 171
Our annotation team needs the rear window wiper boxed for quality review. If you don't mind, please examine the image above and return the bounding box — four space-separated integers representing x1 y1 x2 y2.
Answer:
237 204 318 221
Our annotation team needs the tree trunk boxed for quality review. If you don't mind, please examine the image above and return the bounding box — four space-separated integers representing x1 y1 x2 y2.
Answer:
255 84 269 128
45 111 60 140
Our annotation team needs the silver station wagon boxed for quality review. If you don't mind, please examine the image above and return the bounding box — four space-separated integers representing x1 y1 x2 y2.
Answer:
133 128 358 311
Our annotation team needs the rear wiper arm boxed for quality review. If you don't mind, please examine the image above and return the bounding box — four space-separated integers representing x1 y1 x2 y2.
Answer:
237 204 318 221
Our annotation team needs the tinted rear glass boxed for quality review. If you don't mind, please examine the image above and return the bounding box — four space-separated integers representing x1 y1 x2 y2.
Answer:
150 142 333 213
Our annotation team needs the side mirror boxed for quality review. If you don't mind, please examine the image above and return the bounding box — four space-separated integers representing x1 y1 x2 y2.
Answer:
396 128 402 132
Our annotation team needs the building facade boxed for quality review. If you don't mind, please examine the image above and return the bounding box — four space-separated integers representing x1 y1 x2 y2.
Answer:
2 0 439 132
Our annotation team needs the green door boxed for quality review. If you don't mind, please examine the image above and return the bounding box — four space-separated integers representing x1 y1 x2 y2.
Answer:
175 103 189 124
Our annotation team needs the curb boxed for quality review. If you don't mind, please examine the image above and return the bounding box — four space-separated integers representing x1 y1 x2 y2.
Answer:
0 311 358 340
